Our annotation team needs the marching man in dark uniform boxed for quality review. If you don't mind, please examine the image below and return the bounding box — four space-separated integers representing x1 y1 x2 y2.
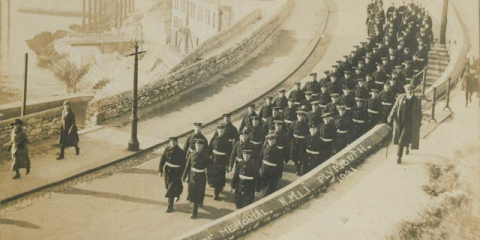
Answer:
326 93 341 116
301 124 322 175
333 105 351 154
283 97 297 127
288 110 309 175
259 132 284 198
183 123 208 159
183 139 209 219
308 101 323 127
229 129 254 172
318 83 331 110
379 82 396 124
259 96 275 123
351 93 368 142
274 89 289 111
263 107 283 136
366 88 383 129
239 104 257 133
326 73 343 95
274 120 290 164
319 110 336 162
222 113 239 146
208 124 232 200
289 82 306 106
248 116 265 163
303 73 321 94
388 84 422 164
231 149 258 209
159 137 186 212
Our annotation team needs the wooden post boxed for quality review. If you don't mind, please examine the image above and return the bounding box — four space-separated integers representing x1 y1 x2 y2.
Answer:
22 53 28 117
115 0 118 28
0 0 3 58
82 0 86 32
89 0 93 32
440 0 449 44
429 87 437 123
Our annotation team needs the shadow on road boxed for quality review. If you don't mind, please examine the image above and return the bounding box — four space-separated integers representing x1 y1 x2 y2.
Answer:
0 218 41 229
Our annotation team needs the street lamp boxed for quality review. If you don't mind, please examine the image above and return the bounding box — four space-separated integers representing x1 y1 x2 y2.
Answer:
126 40 146 151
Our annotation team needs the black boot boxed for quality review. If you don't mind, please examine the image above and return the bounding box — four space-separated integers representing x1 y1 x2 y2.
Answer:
13 170 20 179
165 197 174 213
57 147 65 160
26 168 30 175
191 203 199 219
213 188 221 200
75 146 80 156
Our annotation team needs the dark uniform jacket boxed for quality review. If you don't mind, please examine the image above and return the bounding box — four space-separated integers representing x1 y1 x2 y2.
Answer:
308 110 323 127
351 105 368 141
319 120 336 161
282 106 297 125
239 111 257 133
288 118 309 162
379 89 396 123
366 95 383 128
229 140 254 169
159 145 186 198
183 132 208 156
333 114 351 152
301 133 322 174
183 149 209 204
275 95 289 111
326 80 344 95
288 89 306 104
224 122 239 144
303 80 321 94
231 158 258 209
208 133 232 188
259 103 274 122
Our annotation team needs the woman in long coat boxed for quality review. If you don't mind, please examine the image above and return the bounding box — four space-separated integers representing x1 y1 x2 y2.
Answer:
461 61 479 107
10 119 30 179
388 84 422 164
57 101 79 160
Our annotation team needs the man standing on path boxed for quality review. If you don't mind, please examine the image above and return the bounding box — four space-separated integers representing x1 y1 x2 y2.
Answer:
159 137 186 213
388 84 422 164
9 119 30 179
208 124 232 200
57 101 80 160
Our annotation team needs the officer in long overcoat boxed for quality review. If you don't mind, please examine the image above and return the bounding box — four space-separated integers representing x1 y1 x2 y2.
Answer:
9 119 30 179
231 149 258 209
57 101 79 160
388 84 422 164
159 137 186 212
333 106 351 154
183 139 209 219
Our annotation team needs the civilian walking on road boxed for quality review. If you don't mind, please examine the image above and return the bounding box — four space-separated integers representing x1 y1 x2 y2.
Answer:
388 84 422 164
9 119 30 179
159 137 186 213
57 101 80 160
461 61 479 107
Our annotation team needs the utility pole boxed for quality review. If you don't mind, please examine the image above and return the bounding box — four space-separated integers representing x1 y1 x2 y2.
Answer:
126 41 146 152
89 0 92 32
82 0 86 32
22 53 28 116
440 0 449 44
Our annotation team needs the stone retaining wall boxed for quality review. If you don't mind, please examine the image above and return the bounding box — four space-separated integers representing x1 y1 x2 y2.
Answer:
172 124 389 240
169 8 262 73
0 107 63 148
87 0 294 124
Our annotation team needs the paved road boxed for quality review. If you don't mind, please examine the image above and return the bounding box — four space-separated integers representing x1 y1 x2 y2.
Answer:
0 0 325 201
0 0 333 239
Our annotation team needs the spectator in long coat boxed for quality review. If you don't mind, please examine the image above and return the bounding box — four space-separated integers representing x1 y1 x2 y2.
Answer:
388 84 422 164
462 61 479 107
9 119 30 179
57 101 79 160
159 137 186 212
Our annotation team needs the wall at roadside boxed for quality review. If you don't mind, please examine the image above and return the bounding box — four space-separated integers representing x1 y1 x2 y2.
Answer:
87 0 293 124
172 125 389 240
0 95 93 148
169 8 262 73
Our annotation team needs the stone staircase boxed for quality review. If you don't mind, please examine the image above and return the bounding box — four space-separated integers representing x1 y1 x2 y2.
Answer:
421 43 450 121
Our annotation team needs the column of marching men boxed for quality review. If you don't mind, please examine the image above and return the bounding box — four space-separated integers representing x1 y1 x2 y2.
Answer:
158 0 433 219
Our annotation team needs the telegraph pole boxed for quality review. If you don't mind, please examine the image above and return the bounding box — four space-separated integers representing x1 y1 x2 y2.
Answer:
126 41 146 152
22 53 28 116
440 0 449 44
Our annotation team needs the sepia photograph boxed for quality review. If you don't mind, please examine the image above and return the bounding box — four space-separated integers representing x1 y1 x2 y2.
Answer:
0 0 479 239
